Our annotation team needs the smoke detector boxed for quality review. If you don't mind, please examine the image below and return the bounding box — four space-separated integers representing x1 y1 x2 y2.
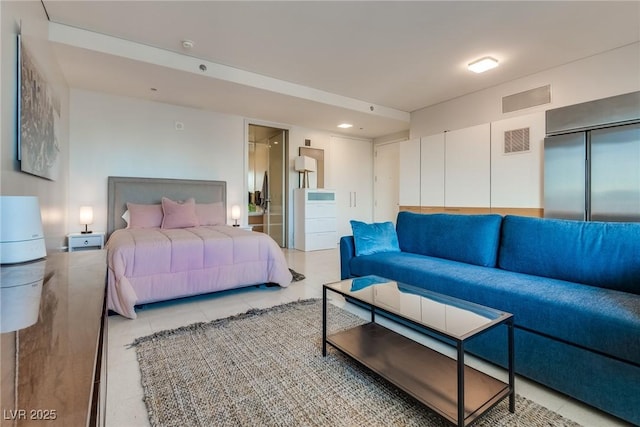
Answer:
182 40 194 49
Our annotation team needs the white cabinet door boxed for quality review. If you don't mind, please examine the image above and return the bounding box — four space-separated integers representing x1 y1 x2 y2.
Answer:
491 112 545 209
399 138 421 206
445 123 490 207
374 142 400 223
330 136 373 238
420 133 445 207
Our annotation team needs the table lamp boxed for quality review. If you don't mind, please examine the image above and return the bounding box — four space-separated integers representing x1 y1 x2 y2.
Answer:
295 155 317 188
231 205 241 227
79 206 94 234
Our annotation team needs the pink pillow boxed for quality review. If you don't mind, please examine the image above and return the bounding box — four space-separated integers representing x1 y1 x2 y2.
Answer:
161 197 198 229
126 203 163 228
195 202 225 226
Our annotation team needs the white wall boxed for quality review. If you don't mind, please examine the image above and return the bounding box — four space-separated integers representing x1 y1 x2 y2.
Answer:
69 89 345 248
411 43 640 137
69 89 245 234
1 1 70 251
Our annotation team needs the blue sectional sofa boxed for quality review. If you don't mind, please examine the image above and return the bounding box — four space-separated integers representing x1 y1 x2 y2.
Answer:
340 212 640 424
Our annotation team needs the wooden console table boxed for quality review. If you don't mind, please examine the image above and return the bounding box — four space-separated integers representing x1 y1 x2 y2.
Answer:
0 250 107 426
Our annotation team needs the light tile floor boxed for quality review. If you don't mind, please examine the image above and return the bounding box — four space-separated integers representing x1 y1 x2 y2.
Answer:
106 248 630 427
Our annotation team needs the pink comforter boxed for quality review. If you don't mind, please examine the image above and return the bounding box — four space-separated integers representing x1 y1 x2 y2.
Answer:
107 226 293 319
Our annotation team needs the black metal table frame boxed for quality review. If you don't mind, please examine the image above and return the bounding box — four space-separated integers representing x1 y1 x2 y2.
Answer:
323 283 515 427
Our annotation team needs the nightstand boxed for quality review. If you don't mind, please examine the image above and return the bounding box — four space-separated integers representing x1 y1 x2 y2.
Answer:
68 232 105 252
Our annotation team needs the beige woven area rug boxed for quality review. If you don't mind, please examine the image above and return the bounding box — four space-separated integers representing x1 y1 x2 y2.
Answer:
132 299 581 427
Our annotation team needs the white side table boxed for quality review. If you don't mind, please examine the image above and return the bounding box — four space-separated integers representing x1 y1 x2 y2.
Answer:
68 232 105 252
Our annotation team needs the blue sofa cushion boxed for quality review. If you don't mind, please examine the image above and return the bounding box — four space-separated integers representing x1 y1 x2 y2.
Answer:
350 220 400 256
395 212 503 267
499 215 640 294
349 251 640 365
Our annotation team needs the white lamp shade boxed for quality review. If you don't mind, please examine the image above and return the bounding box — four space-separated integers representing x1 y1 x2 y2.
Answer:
231 205 241 220
79 206 94 225
0 196 46 264
295 155 317 172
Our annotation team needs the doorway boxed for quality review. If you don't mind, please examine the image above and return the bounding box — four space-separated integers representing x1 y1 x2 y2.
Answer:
248 124 288 247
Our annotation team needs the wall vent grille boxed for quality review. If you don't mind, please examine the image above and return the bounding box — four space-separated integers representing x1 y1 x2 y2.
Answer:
502 84 551 113
504 128 530 154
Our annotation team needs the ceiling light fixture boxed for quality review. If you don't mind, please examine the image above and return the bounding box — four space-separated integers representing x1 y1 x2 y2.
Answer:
182 39 194 49
338 123 353 129
468 56 499 73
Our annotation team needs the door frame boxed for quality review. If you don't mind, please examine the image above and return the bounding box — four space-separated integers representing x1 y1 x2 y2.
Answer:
245 119 290 247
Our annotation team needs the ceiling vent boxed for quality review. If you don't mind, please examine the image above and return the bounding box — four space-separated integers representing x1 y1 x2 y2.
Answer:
504 127 530 154
502 84 551 113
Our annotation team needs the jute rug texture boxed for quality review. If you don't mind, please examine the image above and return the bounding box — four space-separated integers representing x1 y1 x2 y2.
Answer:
132 299 581 426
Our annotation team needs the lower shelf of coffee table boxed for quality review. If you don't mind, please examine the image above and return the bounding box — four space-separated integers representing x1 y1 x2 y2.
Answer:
327 322 510 426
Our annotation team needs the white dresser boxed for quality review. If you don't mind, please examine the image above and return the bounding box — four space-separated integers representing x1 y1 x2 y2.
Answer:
294 188 337 251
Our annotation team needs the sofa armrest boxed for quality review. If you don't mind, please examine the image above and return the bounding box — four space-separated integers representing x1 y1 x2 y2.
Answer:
339 236 356 280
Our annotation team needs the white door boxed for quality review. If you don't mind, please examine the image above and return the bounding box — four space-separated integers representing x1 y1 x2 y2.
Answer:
329 136 373 238
266 130 286 246
374 142 399 223
491 112 545 209
421 133 445 207
445 123 491 207
399 138 421 207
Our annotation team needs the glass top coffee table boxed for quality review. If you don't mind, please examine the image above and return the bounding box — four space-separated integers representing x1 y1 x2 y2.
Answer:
323 275 514 427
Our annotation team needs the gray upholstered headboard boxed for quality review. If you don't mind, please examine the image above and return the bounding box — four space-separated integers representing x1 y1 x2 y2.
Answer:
107 176 227 237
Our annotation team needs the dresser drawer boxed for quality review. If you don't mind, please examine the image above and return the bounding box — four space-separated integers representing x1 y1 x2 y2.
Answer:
306 203 336 219
305 218 337 233
68 233 104 252
303 232 337 251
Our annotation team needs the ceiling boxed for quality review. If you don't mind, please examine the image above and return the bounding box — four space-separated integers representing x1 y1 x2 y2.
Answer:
43 1 640 139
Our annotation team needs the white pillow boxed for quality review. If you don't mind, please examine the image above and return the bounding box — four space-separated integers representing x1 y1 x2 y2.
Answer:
122 210 130 228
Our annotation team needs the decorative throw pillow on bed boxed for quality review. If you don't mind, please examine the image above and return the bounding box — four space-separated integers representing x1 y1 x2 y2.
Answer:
195 202 225 226
350 220 401 256
126 203 163 228
161 197 199 229
121 210 130 227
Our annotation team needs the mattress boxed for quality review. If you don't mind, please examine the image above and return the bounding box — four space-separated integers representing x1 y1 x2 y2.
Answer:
107 226 292 319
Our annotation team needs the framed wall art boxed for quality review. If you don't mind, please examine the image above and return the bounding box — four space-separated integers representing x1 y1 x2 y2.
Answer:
18 34 61 181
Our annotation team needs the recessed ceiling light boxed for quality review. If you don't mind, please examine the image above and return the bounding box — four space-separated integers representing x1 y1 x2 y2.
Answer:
468 56 499 73
182 40 194 49
338 123 353 129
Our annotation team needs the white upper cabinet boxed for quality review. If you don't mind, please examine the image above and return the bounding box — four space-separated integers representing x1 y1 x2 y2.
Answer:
490 112 545 209
444 123 491 208
421 133 446 207
397 116 545 212
329 136 373 238
399 138 421 206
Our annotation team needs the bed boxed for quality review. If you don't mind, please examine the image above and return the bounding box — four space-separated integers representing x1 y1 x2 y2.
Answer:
106 176 293 319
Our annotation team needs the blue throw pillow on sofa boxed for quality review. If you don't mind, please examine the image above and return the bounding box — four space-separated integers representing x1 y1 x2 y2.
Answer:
350 220 400 256
395 212 503 267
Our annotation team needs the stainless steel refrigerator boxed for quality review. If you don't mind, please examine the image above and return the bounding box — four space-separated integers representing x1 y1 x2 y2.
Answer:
544 92 640 222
